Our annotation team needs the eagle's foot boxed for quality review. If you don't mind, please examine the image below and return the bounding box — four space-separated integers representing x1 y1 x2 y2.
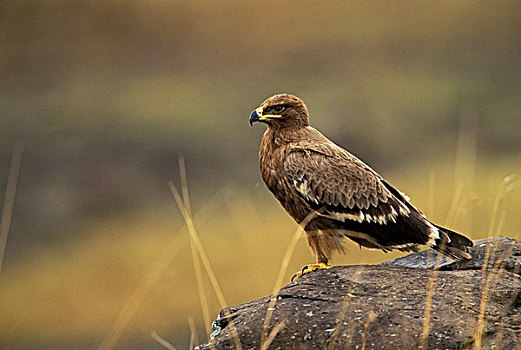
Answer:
291 262 331 281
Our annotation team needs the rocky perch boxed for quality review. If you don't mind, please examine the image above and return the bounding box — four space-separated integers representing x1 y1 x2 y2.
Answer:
197 236 521 349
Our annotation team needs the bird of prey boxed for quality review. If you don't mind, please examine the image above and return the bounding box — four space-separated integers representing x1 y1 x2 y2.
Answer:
249 94 473 279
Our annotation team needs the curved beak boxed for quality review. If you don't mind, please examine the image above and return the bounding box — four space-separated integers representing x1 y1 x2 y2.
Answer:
249 107 263 126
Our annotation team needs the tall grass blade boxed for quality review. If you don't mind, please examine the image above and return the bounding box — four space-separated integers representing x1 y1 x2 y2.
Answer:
328 276 360 350
151 330 177 350
444 182 463 228
0 142 24 272
360 303 376 350
168 182 227 308
260 211 318 347
188 316 199 350
99 234 185 350
190 235 212 336
178 157 192 217
474 176 518 349
178 158 213 334
419 249 440 349
100 187 232 349
169 171 242 349
270 227 305 295
454 110 478 195
427 170 436 217
260 319 287 350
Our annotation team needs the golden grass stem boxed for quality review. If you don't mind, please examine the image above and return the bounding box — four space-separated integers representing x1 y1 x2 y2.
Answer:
419 250 440 349
474 271 492 349
151 330 177 350
100 186 232 350
169 173 243 350
476 241 516 347
0 142 24 272
474 175 517 350
474 234 497 346
360 304 376 350
260 319 287 350
260 211 318 347
190 235 212 336
487 185 503 238
178 157 192 217
176 161 213 335
495 211 506 238
328 282 359 350
270 226 305 295
454 109 478 194
98 234 186 350
427 170 436 217
474 176 518 348
260 225 305 347
487 175 517 237
445 182 463 228
473 235 508 349
188 317 199 350
168 182 227 308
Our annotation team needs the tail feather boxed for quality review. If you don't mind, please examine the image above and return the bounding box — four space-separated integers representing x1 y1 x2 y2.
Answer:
432 224 473 260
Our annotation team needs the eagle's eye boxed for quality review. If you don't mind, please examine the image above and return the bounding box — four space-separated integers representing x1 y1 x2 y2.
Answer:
273 105 285 113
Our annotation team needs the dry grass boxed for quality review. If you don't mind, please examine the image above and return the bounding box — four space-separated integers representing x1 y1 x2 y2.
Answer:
327 277 359 349
260 319 288 350
360 304 377 350
169 162 243 349
0 142 24 272
151 330 177 350
191 168 519 350
187 317 199 349
259 211 318 348
0 157 519 348
473 176 518 349
418 250 441 349
190 167 519 350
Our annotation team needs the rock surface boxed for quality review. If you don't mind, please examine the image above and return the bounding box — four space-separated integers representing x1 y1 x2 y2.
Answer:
197 236 521 350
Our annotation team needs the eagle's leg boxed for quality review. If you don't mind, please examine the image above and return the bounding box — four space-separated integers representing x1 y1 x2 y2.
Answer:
291 231 333 281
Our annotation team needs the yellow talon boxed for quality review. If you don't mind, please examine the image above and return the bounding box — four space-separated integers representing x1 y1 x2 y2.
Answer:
291 262 332 281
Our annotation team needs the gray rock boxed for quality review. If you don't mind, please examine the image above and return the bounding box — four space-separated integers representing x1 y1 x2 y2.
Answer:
197 236 521 350
384 236 521 273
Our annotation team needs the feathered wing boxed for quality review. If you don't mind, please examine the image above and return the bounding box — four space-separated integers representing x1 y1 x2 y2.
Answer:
283 140 472 258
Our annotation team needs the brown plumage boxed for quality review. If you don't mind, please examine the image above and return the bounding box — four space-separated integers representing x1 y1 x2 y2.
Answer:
249 93 473 266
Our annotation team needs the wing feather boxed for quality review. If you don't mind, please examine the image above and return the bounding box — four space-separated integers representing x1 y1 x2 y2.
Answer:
283 148 410 225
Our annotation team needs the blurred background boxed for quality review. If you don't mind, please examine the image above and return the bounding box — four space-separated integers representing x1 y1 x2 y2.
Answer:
1 1 520 348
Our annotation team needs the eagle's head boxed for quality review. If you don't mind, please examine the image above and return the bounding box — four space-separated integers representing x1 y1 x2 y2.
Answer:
249 94 309 128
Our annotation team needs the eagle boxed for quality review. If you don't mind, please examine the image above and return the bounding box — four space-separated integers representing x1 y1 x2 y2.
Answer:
249 94 473 279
